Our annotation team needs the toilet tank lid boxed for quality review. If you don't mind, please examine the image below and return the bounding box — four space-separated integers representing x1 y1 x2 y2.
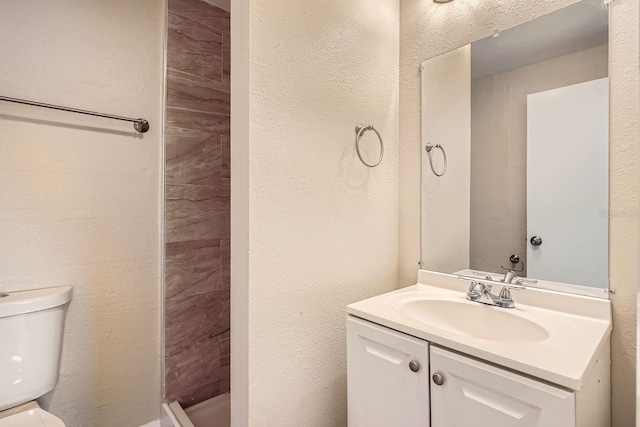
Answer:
0 286 73 319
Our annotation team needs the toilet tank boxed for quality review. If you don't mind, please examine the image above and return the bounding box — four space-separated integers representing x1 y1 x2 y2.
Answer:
0 286 72 412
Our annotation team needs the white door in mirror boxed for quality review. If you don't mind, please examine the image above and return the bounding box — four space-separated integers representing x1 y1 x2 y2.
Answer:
527 78 609 288
430 346 574 427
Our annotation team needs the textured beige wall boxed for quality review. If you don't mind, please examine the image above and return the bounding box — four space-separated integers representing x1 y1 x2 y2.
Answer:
608 1 639 424
231 0 399 425
0 1 164 426
421 46 471 273
470 44 608 275
400 0 638 424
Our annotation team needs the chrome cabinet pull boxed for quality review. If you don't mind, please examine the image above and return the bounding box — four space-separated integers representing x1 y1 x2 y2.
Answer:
530 236 543 246
432 373 445 386
409 360 420 372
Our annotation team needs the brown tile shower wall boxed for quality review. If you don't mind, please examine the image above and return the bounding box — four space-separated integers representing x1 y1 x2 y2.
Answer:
164 0 230 407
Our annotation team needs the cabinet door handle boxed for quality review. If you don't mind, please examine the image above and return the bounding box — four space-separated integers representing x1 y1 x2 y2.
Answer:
530 236 543 246
432 373 445 386
409 360 420 372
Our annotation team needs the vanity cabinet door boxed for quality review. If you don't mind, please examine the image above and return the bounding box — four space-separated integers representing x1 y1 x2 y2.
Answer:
430 346 575 427
347 316 430 427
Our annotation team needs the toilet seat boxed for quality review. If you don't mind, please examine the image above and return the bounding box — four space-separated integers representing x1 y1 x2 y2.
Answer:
0 402 64 427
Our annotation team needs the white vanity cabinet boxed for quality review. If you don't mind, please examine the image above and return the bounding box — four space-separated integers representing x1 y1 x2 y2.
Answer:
430 346 574 427
347 316 430 427
347 316 585 427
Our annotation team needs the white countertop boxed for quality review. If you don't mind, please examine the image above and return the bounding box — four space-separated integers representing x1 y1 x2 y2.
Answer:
347 270 611 391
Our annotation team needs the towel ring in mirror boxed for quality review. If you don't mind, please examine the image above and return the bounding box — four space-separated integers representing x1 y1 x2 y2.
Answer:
425 143 447 177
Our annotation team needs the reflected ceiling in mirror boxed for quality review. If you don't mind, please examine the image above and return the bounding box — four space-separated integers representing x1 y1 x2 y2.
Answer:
420 0 610 298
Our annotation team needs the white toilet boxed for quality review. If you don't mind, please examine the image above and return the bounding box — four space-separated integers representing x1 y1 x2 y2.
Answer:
0 286 72 427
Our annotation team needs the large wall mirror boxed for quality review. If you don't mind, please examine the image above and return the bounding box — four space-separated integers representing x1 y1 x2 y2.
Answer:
420 0 610 298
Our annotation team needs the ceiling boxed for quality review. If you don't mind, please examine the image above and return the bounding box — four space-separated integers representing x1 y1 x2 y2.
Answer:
471 0 609 80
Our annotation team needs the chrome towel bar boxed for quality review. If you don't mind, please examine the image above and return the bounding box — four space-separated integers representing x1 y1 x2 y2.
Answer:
0 95 149 133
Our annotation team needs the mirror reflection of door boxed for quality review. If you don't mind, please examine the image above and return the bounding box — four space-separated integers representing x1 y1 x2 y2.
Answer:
419 0 610 295
527 78 609 288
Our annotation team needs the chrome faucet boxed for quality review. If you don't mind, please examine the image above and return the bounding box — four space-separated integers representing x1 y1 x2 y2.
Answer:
501 270 518 284
466 281 522 309
500 269 539 286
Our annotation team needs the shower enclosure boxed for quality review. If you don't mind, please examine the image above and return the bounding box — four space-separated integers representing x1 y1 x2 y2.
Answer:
163 0 231 425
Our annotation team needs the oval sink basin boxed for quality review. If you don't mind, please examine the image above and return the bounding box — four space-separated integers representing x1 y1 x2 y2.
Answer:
398 299 549 343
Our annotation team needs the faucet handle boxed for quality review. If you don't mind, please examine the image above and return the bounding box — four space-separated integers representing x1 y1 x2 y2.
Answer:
467 281 489 299
474 282 491 293
472 271 494 281
514 278 538 286
459 275 492 292
498 287 513 301
498 285 524 308
500 284 524 295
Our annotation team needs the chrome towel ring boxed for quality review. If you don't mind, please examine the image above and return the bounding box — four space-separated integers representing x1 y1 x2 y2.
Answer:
355 124 384 168
425 143 447 177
